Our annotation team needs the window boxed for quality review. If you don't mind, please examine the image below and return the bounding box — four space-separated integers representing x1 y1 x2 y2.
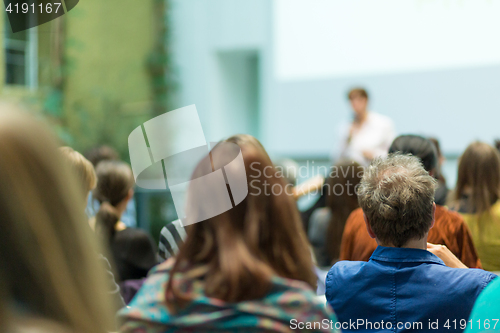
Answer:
4 12 37 88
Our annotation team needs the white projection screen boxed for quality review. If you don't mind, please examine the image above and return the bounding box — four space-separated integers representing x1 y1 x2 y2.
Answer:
271 0 500 157
275 0 500 81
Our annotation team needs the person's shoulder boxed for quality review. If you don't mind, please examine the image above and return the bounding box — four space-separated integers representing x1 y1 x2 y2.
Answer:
345 208 364 226
326 260 367 286
466 277 500 333
439 266 497 291
482 273 500 292
463 268 498 285
325 260 367 301
435 204 467 227
470 277 500 309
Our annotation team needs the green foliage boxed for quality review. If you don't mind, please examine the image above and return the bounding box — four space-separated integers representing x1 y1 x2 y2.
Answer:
38 0 175 161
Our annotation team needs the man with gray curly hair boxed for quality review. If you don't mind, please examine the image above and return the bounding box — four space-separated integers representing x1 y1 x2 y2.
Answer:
325 154 496 333
358 154 437 248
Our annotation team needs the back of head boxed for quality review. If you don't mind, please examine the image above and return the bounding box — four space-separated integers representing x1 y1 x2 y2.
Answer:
357 154 437 247
93 160 134 206
389 135 438 173
0 107 114 332
455 141 500 214
84 145 119 167
166 134 316 310
93 161 134 244
59 146 96 196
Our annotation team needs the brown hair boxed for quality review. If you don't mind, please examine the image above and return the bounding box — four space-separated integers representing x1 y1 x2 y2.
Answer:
0 107 114 332
84 145 119 167
93 161 134 244
358 154 437 247
165 134 316 311
59 146 97 195
324 160 363 263
453 141 500 216
347 87 369 100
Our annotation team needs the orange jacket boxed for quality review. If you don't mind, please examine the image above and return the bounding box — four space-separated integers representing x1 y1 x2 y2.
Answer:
340 205 482 268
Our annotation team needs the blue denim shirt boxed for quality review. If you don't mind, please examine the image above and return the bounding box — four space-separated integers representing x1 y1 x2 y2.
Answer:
326 246 497 332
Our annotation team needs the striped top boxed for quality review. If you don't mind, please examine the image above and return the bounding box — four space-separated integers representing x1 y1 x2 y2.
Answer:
158 219 186 260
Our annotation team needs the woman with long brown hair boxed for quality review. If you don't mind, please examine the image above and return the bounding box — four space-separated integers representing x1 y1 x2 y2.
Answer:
0 106 115 333
119 134 338 332
308 160 363 267
450 141 500 271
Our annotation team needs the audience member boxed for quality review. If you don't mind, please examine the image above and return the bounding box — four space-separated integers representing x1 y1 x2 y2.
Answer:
85 145 137 227
0 108 115 333
308 160 363 267
326 154 497 332
429 137 449 206
334 87 395 166
494 139 500 153
465 277 500 333
120 134 338 333
93 161 158 282
59 146 126 307
340 135 481 268
59 146 97 202
158 218 186 261
449 141 500 271
84 145 120 167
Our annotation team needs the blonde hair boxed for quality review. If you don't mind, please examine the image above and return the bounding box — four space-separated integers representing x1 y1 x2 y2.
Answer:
0 106 114 332
59 146 97 194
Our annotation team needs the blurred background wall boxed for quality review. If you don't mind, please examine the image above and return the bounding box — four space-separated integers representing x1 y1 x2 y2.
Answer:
3 0 500 233
168 0 500 187
1 0 158 158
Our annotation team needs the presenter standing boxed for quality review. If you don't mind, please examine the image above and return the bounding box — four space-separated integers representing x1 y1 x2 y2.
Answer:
337 88 395 165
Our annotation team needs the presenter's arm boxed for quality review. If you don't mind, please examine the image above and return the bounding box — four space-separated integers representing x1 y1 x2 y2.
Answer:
292 175 325 200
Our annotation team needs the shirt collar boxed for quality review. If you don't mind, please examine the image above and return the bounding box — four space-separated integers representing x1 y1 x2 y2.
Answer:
370 246 445 265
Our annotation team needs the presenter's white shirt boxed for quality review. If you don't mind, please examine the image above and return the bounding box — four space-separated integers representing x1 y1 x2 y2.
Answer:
337 112 396 166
